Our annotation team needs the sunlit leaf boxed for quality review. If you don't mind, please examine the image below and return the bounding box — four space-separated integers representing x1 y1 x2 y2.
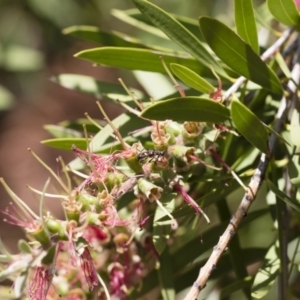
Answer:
231 99 269 153
170 63 215 94
51 74 143 103
267 179 300 212
254 2 276 31
63 25 147 47
41 138 90 150
199 17 283 94
234 0 259 53
141 97 230 123
132 0 228 78
75 47 212 77
43 125 81 138
288 154 300 187
58 118 101 134
122 8 203 40
267 0 300 28
290 108 300 147
90 113 148 153
153 194 175 255
111 8 167 39
251 243 280 298
220 277 253 299
275 52 292 79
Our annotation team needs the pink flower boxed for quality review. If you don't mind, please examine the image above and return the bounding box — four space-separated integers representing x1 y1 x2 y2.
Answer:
79 247 99 291
108 247 144 299
28 266 53 300
295 0 300 9
109 263 127 298
174 183 202 214
83 225 108 243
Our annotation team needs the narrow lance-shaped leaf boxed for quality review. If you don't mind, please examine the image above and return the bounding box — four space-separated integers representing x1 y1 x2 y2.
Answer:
158 247 175 300
170 63 215 94
41 138 90 151
254 2 275 31
234 0 259 53
43 124 81 138
153 195 176 255
288 154 300 187
75 47 212 77
266 179 300 212
120 8 203 40
199 17 283 94
267 0 300 28
231 99 269 153
63 26 145 48
132 0 228 79
290 108 300 147
51 74 144 104
251 243 280 298
141 97 230 123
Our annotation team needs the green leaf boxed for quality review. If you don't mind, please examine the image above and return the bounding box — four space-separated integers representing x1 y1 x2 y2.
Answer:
267 179 300 212
220 277 253 299
141 97 230 123
75 47 211 77
58 118 101 134
199 17 283 94
90 113 148 153
132 0 228 78
158 247 175 300
153 194 175 255
290 108 300 147
234 0 259 53
18 240 32 254
267 0 300 27
111 8 168 39
288 154 300 187
251 243 280 298
231 99 269 153
121 8 203 41
41 138 90 150
170 63 215 94
254 2 277 32
63 25 147 48
43 125 81 138
51 74 143 103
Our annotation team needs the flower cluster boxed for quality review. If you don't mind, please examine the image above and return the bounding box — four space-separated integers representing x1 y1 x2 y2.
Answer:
0 86 231 299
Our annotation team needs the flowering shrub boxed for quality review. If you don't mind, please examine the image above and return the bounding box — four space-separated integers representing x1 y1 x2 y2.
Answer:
1 1 300 300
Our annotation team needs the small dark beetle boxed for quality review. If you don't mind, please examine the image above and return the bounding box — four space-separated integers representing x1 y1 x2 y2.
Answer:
137 149 167 164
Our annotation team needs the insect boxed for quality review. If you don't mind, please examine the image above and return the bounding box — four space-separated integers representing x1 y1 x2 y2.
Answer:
137 149 168 164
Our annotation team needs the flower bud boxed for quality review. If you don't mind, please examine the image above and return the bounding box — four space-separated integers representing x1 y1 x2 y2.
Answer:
45 218 68 240
77 192 100 212
136 178 163 202
31 223 51 246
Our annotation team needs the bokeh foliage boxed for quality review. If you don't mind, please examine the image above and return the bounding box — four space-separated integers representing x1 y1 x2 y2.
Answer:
1 1 300 300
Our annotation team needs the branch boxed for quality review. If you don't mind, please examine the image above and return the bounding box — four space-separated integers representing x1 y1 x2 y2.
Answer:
183 33 298 300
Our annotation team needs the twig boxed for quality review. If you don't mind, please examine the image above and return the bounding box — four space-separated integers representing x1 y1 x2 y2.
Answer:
183 33 298 300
